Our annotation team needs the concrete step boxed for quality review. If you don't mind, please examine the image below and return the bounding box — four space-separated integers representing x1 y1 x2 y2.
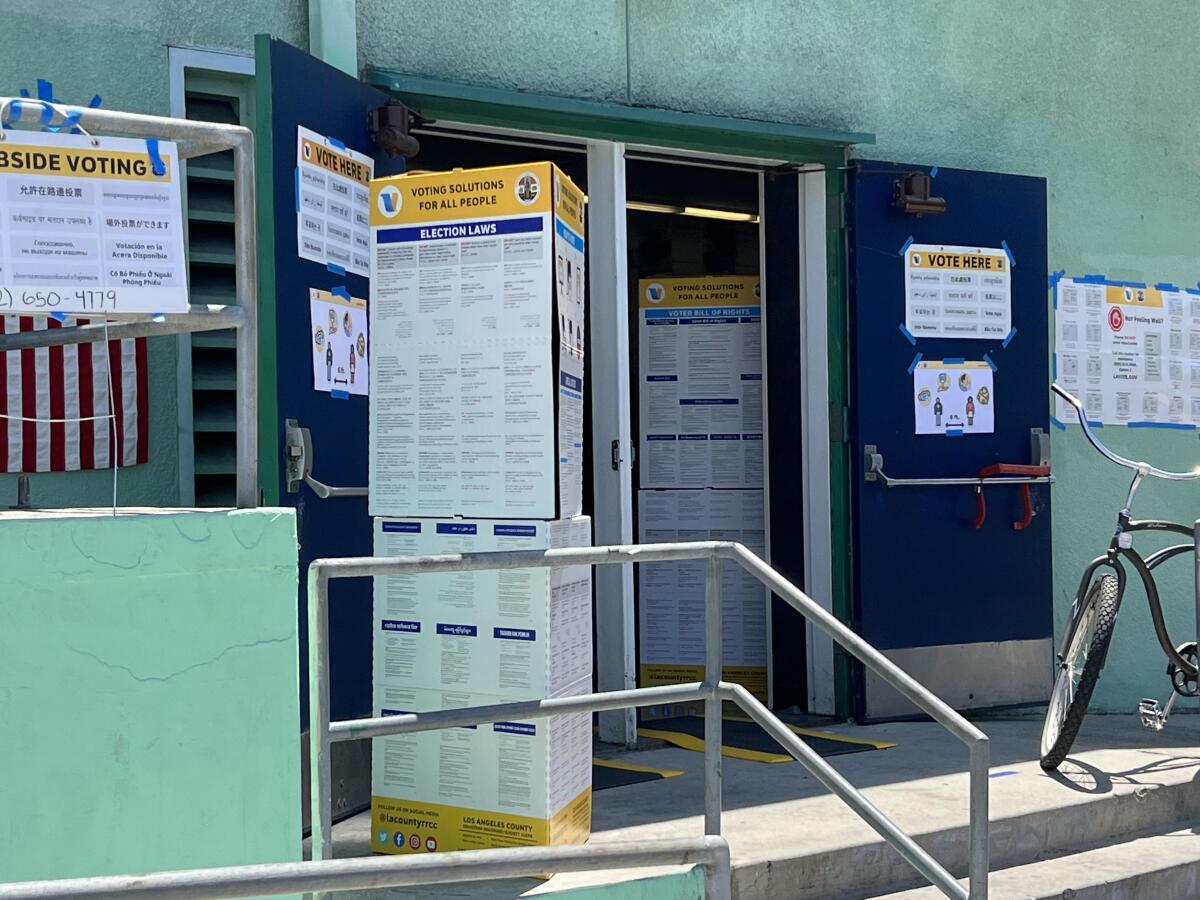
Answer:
873 826 1200 899
781 756 1200 900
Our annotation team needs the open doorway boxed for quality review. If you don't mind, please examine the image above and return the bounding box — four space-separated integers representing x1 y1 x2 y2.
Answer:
400 124 815 720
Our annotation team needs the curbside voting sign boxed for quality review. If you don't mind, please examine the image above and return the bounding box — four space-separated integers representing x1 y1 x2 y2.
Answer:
0 131 187 314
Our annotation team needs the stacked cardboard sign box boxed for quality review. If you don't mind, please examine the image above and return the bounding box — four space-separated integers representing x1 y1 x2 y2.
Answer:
368 163 591 855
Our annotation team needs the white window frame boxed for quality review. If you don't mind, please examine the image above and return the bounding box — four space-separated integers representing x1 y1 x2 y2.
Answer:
168 46 255 506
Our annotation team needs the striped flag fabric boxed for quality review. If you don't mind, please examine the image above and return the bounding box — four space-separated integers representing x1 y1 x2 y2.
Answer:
0 316 148 473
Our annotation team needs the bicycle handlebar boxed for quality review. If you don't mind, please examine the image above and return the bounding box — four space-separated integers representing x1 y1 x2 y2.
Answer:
1052 383 1200 481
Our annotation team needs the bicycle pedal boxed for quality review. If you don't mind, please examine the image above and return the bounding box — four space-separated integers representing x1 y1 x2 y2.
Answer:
1139 698 1166 731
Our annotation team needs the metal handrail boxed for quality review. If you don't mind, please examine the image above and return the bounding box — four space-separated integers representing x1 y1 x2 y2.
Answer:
0 836 731 900
0 97 258 508
308 541 990 900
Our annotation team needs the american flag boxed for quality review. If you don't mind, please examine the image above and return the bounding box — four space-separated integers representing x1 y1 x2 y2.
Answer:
0 316 148 473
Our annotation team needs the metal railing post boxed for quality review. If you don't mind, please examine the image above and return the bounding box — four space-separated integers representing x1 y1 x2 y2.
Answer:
231 127 258 509
968 737 990 898
308 564 333 874
704 553 723 836
706 835 733 900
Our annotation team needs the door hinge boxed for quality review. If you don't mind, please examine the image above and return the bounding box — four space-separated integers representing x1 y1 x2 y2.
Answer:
829 404 849 443
826 193 844 230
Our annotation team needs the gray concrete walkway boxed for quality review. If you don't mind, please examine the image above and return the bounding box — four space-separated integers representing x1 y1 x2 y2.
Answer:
316 711 1200 898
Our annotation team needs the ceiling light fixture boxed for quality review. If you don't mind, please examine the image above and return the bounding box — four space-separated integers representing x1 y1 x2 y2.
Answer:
627 200 759 224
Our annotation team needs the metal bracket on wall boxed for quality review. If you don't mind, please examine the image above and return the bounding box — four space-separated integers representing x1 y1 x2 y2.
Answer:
284 418 368 498
863 442 1055 488
1030 427 1051 468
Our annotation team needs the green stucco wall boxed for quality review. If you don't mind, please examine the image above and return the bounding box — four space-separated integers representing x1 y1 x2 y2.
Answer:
358 0 1200 710
0 508 300 893
0 1 308 508
4 1 1195 709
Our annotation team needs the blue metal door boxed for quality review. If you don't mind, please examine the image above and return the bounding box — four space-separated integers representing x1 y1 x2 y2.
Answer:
256 37 405 814
848 162 1051 719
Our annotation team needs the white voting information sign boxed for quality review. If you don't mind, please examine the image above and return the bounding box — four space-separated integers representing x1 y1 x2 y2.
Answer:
0 130 188 314
904 243 1011 340
913 360 994 435
296 126 373 277
310 287 368 396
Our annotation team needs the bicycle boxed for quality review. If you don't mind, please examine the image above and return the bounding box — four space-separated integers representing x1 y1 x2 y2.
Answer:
1041 383 1200 771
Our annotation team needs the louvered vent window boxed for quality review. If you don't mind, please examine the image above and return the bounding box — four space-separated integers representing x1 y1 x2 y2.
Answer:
183 89 245 506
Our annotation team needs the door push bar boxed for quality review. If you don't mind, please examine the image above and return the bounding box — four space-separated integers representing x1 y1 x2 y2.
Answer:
864 428 1054 527
284 418 368 499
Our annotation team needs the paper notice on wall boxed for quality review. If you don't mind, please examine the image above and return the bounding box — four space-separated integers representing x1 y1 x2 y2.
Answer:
1054 277 1200 426
310 287 368 396
637 489 767 701
0 130 188 314
913 360 994 435
904 244 1011 339
296 126 373 276
637 276 763 489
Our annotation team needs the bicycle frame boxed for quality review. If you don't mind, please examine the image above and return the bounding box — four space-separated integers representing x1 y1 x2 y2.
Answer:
1068 472 1198 679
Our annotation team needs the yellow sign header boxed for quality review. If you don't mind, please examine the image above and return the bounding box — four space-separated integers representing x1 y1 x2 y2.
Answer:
1105 284 1164 308
637 275 761 310
554 168 586 235
300 136 371 186
0 144 171 181
909 249 1006 272
371 162 581 227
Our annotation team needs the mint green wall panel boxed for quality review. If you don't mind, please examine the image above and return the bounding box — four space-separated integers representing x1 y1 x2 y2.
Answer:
0 508 301 893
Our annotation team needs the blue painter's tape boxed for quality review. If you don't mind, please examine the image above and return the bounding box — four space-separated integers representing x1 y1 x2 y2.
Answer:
1050 417 1067 430
1078 274 1107 284
36 78 53 101
899 235 914 256
989 770 1019 779
88 94 102 108
945 428 964 436
943 356 965 364
18 87 29 98
327 262 346 276
983 353 997 371
907 352 923 374
1088 420 1104 428
38 101 53 126
1002 327 1017 348
1048 269 1065 291
332 285 351 301
331 389 350 400
898 323 916 345
1129 421 1196 430
1001 240 1015 267
145 138 166 176
1187 288 1200 296
327 136 347 151
50 312 67 322
52 109 81 134
1156 282 1179 292
929 166 938 178
151 312 165 323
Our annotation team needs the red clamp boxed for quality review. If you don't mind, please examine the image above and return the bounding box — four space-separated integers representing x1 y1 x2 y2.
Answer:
973 464 1050 530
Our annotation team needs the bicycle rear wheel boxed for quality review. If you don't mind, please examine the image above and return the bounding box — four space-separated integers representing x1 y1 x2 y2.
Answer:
1040 574 1121 771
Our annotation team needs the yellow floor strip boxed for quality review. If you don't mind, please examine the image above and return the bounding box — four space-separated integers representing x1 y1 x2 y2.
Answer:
724 714 897 750
592 757 684 778
637 726 794 763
